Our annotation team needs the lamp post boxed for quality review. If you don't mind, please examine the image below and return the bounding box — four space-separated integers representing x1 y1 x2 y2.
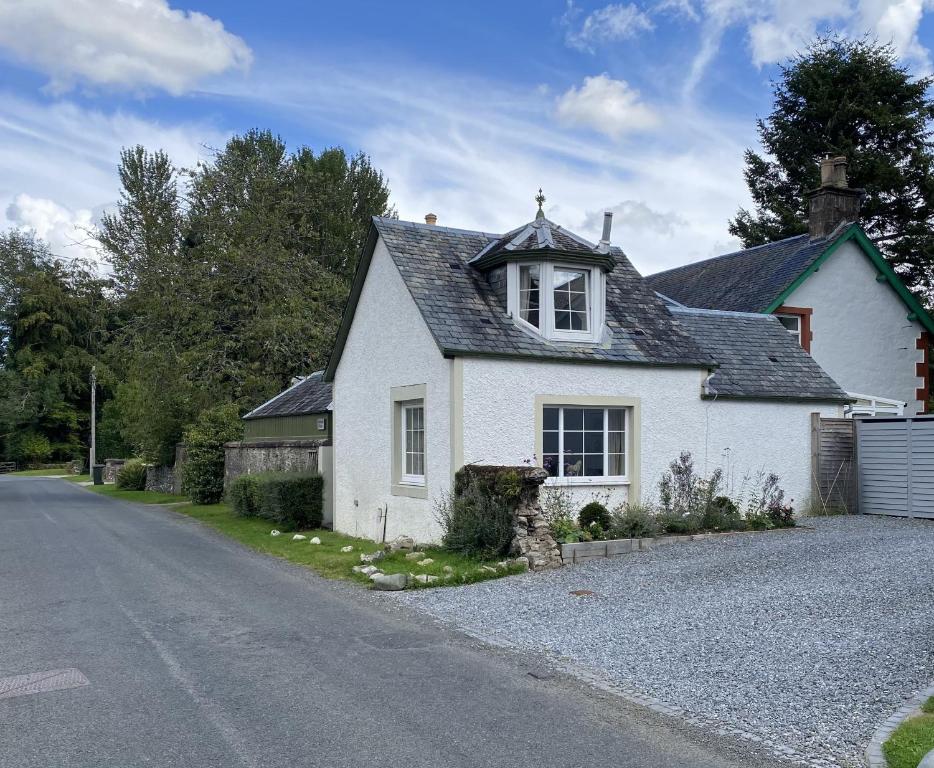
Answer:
89 365 96 473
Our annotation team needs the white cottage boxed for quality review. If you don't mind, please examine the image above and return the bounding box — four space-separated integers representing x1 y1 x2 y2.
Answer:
647 156 934 416
324 201 849 543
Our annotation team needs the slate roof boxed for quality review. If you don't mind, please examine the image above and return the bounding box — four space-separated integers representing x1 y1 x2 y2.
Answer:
645 231 835 312
244 371 332 420
471 215 606 264
369 217 715 367
670 307 850 402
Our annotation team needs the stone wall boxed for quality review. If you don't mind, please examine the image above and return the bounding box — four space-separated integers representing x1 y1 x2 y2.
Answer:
454 464 562 571
143 444 186 495
224 439 323 487
103 459 127 484
145 465 177 494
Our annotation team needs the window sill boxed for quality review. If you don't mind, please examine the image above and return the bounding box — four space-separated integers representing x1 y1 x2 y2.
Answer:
544 477 630 487
391 481 428 499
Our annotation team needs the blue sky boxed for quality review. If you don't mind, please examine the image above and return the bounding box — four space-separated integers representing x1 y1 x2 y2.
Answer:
0 0 932 274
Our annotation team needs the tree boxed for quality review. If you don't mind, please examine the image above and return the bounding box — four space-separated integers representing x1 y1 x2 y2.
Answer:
730 37 934 297
0 231 112 462
97 132 393 463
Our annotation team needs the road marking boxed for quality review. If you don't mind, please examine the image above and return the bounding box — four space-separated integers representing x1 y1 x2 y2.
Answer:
0 668 89 700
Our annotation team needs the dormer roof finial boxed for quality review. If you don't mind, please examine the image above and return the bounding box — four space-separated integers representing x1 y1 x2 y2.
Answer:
535 188 545 219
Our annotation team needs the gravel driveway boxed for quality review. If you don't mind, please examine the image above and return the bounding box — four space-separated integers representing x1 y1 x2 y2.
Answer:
393 517 934 767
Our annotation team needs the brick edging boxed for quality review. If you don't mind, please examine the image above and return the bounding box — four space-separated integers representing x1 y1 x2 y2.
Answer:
865 680 934 768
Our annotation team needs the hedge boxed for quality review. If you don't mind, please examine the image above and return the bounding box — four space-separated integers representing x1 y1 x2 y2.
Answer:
228 472 324 530
116 459 147 490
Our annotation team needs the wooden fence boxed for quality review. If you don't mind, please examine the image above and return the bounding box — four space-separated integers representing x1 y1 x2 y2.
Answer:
810 414 857 515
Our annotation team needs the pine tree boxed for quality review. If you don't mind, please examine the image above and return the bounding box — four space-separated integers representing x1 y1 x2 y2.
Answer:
730 37 934 298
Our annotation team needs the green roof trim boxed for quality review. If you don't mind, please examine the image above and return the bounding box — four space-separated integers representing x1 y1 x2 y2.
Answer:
763 224 934 336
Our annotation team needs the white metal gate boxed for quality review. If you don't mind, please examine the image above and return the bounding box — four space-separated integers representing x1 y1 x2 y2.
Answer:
856 415 934 519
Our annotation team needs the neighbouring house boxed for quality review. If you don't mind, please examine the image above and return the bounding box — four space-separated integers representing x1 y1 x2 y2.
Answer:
646 156 934 416
323 199 850 544
227 371 334 524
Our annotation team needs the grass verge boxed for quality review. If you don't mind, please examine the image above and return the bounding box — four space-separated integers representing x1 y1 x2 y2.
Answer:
9 468 70 477
178 502 525 588
87 485 188 505
883 697 934 768
65 474 92 483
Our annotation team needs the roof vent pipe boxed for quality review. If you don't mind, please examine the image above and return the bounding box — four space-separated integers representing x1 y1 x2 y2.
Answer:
596 211 613 252
425 213 438 225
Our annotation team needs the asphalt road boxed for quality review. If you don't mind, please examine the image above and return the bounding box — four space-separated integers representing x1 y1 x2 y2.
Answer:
0 478 784 768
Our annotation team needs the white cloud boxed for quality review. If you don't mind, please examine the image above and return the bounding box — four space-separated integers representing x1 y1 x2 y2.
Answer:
678 0 934 94
0 0 252 95
208 60 753 274
0 92 226 263
5 194 99 262
564 2 655 51
585 200 688 236
555 74 659 138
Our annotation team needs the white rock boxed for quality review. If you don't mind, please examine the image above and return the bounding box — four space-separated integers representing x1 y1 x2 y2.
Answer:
368 571 385 580
340 545 353 552
417 558 435 567
388 535 416 551
404 551 425 560
442 565 454 574
351 565 367 573
414 574 440 584
359 565 380 576
309 537 321 545
270 530 281 537
371 573 408 591
292 534 307 541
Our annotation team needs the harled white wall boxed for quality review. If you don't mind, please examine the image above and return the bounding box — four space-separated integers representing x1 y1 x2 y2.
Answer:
332 236 451 543
785 240 925 413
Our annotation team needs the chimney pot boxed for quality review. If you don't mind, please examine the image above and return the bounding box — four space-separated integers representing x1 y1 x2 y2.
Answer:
808 155 861 239
425 213 438 225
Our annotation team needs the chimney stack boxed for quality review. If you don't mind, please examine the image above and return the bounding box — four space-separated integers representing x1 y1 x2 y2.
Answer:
596 211 613 253
425 213 438 225
807 155 862 239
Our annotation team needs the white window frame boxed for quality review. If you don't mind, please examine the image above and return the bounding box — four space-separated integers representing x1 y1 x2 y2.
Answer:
400 401 425 486
507 261 604 343
775 313 802 345
540 405 629 485
390 384 427 499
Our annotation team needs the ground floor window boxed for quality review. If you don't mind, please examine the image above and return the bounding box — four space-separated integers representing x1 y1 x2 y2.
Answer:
542 405 626 480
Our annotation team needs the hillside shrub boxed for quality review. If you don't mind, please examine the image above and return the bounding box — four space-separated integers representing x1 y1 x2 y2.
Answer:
10 431 52 466
256 472 323 529
578 501 610 532
229 474 262 517
116 459 147 490
182 404 243 504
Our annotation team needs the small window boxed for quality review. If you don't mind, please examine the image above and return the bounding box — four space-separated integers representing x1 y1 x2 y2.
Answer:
553 268 589 332
542 405 626 480
316 416 327 431
776 314 801 345
401 401 425 485
518 264 540 329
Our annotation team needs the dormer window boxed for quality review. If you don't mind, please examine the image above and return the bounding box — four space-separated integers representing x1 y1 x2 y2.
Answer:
469 201 615 344
519 264 541 328
508 261 604 342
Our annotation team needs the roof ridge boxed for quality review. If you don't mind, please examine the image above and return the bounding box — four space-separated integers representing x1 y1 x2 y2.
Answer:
374 216 501 239
647 231 815 279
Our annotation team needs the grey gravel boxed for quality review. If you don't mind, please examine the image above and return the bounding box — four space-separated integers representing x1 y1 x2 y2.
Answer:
394 517 934 768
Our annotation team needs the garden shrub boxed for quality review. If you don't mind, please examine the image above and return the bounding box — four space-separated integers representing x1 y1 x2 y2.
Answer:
703 496 744 532
437 482 514 558
182 404 243 504
10 431 52 466
256 472 324 529
658 510 703 535
609 502 659 538
229 474 262 517
767 503 796 528
541 483 581 543
578 501 610 532
116 459 147 490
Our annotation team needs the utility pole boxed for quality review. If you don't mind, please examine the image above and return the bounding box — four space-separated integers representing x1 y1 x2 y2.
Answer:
89 365 97 473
